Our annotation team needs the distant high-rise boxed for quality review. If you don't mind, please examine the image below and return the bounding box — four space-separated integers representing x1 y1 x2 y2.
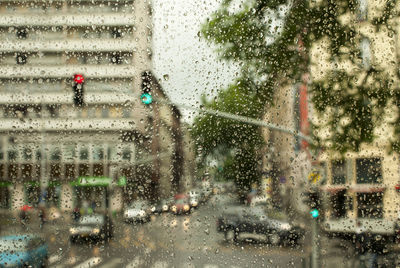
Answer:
0 0 161 212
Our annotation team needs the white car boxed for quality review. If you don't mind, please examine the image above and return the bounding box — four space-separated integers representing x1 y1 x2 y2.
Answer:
188 190 201 208
124 200 151 223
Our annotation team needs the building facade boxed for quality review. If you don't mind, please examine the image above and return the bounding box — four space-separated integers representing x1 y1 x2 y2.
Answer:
312 0 400 231
0 0 183 214
262 0 400 224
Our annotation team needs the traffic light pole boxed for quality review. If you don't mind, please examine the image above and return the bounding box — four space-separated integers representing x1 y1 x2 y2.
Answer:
311 217 320 268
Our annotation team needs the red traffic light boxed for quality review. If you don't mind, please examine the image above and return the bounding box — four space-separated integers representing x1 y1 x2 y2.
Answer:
74 74 84 84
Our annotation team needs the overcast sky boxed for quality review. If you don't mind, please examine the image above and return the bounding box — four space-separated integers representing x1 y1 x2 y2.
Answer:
152 0 239 122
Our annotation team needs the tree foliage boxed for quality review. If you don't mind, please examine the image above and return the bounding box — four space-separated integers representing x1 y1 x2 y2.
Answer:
191 82 264 194
200 0 399 154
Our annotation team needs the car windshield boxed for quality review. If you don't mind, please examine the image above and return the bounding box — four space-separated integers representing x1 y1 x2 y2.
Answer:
0 239 27 252
79 215 104 225
1 0 394 266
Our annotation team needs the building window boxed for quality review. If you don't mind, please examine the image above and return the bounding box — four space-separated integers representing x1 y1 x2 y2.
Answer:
111 28 123 38
332 159 346 184
356 158 382 184
16 28 28 39
122 149 131 161
330 190 347 218
50 149 61 161
93 147 104 161
16 53 27 65
358 0 368 21
0 186 10 209
7 150 18 161
357 192 383 218
25 184 40 206
23 148 32 161
360 37 371 69
80 148 89 160
110 52 123 64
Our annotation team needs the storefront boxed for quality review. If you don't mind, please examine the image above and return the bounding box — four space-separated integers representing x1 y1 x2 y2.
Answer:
0 181 11 209
70 176 127 213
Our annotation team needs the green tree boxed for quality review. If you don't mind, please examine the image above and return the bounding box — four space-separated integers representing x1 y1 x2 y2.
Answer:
201 0 398 153
192 83 264 198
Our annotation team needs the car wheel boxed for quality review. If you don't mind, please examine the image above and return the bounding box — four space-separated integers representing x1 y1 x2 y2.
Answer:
224 230 234 241
268 233 281 246
41 255 49 268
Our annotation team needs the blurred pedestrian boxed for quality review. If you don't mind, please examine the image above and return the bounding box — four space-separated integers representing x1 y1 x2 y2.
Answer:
73 207 80 222
38 206 46 230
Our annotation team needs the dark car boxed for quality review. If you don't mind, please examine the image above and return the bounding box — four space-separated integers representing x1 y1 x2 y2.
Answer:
0 235 48 267
217 206 304 246
69 214 113 243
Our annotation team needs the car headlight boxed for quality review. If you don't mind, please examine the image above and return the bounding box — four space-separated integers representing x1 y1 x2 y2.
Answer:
280 223 291 231
184 205 190 211
172 206 177 212
92 228 100 234
69 227 77 234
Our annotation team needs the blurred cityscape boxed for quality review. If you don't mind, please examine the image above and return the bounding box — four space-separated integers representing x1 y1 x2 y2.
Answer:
0 0 400 268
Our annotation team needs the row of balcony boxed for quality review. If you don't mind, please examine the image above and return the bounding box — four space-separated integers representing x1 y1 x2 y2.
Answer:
0 13 137 27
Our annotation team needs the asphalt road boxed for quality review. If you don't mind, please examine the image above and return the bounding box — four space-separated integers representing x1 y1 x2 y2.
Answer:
3 194 389 267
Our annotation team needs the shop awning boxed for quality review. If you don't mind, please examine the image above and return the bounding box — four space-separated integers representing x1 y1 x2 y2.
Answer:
70 177 113 187
320 185 347 194
0 181 12 187
70 176 127 187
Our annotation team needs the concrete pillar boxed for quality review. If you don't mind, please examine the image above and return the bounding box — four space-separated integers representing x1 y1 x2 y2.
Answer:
11 184 24 212
110 187 123 213
60 184 73 212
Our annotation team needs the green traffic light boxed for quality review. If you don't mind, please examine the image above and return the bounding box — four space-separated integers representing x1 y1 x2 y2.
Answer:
141 93 152 104
310 209 319 218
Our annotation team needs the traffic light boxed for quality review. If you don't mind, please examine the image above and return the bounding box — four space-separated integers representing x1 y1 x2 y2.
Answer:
305 191 321 218
73 74 84 107
141 71 152 105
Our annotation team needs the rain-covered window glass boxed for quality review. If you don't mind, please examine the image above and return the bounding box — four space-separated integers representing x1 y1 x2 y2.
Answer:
80 148 89 160
358 0 368 21
332 160 346 184
357 192 383 218
356 158 382 184
0 186 10 209
122 148 131 161
360 37 371 69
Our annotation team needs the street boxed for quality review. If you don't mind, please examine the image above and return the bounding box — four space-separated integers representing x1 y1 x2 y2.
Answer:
2 194 314 268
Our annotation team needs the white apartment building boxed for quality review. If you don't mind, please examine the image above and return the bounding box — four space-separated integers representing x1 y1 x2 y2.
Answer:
0 0 159 213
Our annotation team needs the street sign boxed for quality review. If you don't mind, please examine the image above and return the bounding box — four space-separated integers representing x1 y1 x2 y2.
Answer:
308 170 321 184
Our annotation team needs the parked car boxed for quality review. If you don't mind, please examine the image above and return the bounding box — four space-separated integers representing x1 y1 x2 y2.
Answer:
151 198 172 214
171 194 191 214
69 214 113 243
124 200 152 222
188 190 201 208
0 235 48 267
217 205 304 246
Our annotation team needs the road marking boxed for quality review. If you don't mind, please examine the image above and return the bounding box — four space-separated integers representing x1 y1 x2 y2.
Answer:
49 254 62 264
152 261 169 268
126 256 143 268
204 265 219 268
74 257 102 268
54 255 82 268
99 258 123 268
